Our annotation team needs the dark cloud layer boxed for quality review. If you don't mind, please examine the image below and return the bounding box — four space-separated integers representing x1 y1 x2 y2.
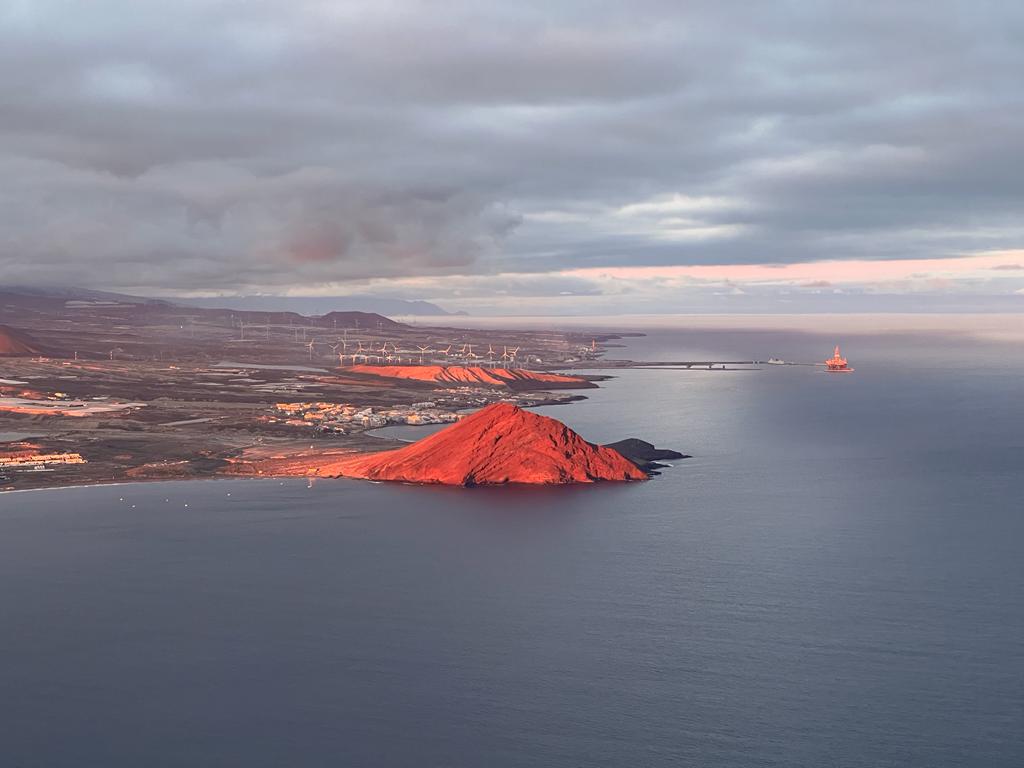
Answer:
2 0 1023 298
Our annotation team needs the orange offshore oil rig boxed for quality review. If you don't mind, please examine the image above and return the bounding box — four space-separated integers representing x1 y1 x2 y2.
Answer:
824 345 853 372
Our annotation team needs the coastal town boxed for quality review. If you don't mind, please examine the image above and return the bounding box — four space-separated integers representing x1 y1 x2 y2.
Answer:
272 400 459 431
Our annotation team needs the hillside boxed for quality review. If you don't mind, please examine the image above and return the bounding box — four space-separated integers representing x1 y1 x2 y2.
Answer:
346 365 595 389
0 325 44 356
180 295 451 316
321 402 647 485
317 311 405 330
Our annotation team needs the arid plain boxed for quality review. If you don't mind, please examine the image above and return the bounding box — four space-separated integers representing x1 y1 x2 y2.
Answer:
0 289 627 490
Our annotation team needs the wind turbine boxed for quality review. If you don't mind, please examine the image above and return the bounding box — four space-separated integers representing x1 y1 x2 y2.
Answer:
329 343 342 365
306 339 316 361
416 345 432 364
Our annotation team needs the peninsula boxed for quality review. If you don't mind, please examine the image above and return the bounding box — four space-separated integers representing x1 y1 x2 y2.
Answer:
0 287 665 491
229 402 656 485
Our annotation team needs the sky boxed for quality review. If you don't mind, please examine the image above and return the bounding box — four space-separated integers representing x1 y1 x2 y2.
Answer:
2 0 1024 314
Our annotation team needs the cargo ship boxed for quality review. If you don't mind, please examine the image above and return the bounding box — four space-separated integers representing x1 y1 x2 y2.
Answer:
824 345 853 372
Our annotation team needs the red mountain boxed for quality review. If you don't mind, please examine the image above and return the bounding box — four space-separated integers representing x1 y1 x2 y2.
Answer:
0 326 43 357
347 364 595 389
326 402 647 485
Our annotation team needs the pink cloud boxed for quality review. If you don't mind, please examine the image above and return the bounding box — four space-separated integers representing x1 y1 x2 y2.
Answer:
563 251 1024 285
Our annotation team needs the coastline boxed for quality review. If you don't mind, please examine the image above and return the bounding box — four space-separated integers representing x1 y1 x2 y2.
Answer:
0 299 624 492
0 363 615 494
8 309 1011 493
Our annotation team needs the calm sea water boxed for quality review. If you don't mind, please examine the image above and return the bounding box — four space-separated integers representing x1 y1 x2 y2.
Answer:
2 323 1023 767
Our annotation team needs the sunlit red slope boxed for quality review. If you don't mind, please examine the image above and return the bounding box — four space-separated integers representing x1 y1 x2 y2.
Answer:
346 365 595 389
328 402 646 485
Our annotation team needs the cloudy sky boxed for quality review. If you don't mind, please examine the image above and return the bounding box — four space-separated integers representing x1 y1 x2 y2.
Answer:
3 0 1024 313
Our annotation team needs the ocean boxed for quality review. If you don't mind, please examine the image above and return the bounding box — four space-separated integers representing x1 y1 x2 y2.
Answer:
1 320 1022 766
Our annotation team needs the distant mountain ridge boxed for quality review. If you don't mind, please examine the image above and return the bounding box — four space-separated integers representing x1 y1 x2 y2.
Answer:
0 286 170 308
179 295 454 316
0 287 451 317
0 287 407 358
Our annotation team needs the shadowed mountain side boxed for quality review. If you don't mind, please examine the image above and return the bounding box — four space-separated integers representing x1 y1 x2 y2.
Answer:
603 439 689 471
0 325 44 357
317 311 406 330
